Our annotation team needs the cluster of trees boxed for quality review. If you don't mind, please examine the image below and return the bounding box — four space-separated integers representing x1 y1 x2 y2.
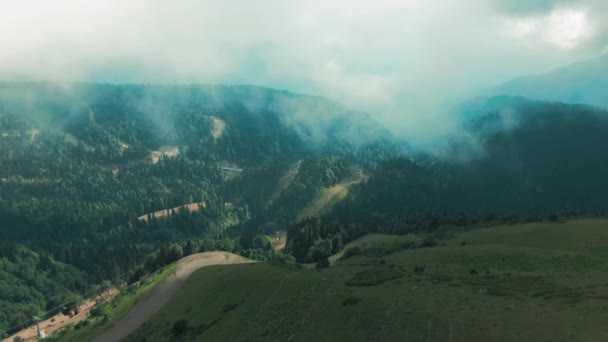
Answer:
0 245 87 333
285 218 366 262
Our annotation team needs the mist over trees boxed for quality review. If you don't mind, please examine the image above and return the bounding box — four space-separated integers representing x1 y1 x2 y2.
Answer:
2 83 608 334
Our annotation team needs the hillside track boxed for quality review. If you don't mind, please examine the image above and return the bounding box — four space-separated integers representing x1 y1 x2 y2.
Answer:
93 252 253 342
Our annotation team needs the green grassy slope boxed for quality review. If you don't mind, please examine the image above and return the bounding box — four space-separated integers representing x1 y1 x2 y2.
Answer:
125 219 608 342
298 171 366 221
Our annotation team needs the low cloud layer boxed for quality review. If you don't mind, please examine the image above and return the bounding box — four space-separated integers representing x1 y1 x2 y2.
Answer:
1 0 607 144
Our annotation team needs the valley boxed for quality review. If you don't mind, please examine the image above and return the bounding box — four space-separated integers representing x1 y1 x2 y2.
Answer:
1 79 608 341
4 4 608 341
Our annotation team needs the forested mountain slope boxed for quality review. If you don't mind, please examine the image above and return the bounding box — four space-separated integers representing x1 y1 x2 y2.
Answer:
4 83 608 338
285 98 608 262
339 98 608 219
0 82 402 334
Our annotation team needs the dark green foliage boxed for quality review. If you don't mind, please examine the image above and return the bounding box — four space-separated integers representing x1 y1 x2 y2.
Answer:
0 245 87 333
285 217 364 262
315 257 330 269
419 236 438 248
334 99 608 226
172 319 189 336
340 246 362 260
222 303 239 313
74 319 90 330
341 296 361 307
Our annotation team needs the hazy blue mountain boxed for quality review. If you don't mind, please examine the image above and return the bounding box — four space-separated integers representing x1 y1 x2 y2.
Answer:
495 53 608 108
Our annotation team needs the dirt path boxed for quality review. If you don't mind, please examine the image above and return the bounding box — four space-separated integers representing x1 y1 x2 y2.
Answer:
138 202 207 222
93 252 253 342
272 231 287 251
3 289 119 342
267 160 302 207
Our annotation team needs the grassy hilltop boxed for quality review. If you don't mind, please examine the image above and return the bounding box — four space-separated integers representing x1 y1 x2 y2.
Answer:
124 218 608 342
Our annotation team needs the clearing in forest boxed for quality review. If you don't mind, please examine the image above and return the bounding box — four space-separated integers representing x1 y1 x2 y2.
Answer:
150 146 179 164
210 116 226 140
298 170 368 220
138 202 207 222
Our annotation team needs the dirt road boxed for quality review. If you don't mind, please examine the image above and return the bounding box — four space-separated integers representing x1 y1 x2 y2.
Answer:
93 252 253 342
3 289 118 342
137 202 207 222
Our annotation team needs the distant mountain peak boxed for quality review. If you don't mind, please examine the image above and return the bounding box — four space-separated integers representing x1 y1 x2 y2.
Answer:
495 53 608 109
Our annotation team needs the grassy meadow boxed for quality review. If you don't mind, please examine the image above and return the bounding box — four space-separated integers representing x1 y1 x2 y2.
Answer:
123 218 608 342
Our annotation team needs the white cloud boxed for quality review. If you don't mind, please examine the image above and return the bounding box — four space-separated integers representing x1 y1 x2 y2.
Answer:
503 7 594 49
0 0 606 143
545 8 593 48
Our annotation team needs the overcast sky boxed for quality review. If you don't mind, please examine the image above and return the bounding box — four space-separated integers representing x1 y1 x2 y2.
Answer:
1 0 607 140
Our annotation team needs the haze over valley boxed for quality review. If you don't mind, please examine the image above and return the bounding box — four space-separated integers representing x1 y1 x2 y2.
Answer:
2 1 608 341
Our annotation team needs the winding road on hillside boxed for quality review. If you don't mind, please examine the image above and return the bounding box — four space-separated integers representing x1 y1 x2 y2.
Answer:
93 252 253 342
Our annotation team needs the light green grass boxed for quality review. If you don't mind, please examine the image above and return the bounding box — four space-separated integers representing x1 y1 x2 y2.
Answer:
53 264 176 342
125 218 608 341
298 172 365 221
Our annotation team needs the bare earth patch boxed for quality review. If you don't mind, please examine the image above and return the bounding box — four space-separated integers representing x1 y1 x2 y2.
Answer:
210 116 227 140
150 146 179 164
138 202 207 222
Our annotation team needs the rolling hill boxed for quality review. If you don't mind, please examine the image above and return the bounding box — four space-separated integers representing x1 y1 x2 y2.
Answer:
122 219 608 341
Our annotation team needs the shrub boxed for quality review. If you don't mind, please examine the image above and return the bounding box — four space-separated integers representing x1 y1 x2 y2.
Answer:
222 303 239 312
90 304 107 317
74 320 90 330
342 296 361 306
172 319 189 336
419 236 438 248
340 246 362 260
413 265 425 273
316 257 330 269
